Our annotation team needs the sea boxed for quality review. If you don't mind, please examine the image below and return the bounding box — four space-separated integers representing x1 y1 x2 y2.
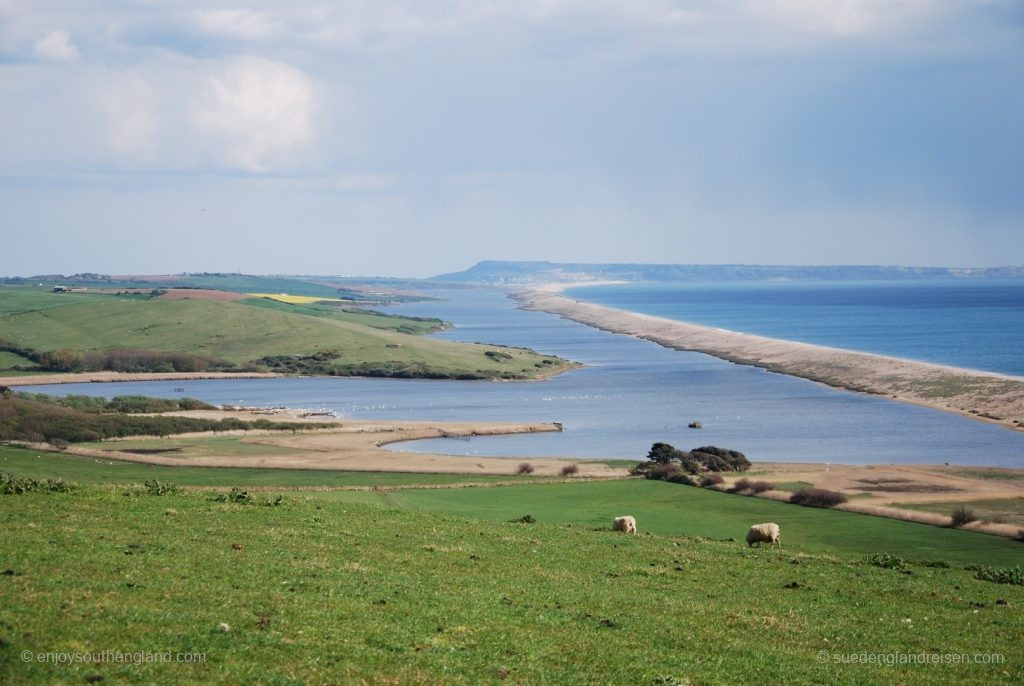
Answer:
15 284 1024 467
565 280 1024 376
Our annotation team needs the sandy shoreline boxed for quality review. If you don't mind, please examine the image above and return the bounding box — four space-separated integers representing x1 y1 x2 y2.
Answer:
515 287 1024 432
0 371 280 387
35 409 623 477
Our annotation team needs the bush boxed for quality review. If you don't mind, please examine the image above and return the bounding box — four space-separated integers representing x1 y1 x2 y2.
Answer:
37 348 84 372
748 481 775 494
214 487 253 504
0 393 334 443
699 474 724 488
47 438 69 451
691 446 751 472
511 514 536 524
641 442 750 473
144 479 177 496
84 349 232 373
0 471 74 495
667 472 696 486
108 395 181 414
728 477 752 494
516 462 535 475
646 442 685 465
866 553 906 570
974 566 1024 586
950 507 977 528
790 488 848 509
560 464 579 477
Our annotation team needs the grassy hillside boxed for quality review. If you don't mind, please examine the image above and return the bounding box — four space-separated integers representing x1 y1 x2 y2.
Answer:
2 485 1021 684
382 480 1024 567
1 274 434 303
238 297 445 335
0 290 572 379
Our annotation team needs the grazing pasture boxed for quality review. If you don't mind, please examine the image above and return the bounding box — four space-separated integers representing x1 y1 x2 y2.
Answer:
2 486 1021 684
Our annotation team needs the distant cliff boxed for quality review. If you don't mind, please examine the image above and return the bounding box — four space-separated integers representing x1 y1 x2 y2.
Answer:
433 261 1024 285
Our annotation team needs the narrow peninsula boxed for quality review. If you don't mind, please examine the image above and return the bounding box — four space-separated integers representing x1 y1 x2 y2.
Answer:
516 287 1024 432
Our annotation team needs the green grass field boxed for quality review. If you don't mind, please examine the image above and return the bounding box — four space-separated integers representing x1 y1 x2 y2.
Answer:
238 297 444 335
0 289 571 379
374 480 1024 567
0 350 33 369
2 486 1021 684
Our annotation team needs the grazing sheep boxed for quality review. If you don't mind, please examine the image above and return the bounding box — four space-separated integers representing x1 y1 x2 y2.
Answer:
612 516 637 534
746 522 781 548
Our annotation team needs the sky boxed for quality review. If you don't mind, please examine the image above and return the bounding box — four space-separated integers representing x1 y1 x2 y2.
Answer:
1 1 1023 278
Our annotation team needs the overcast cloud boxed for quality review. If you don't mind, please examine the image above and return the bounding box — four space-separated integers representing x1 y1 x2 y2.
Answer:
1 1 1022 276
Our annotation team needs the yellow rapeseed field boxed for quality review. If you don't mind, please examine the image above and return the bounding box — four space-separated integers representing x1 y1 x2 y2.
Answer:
248 293 352 304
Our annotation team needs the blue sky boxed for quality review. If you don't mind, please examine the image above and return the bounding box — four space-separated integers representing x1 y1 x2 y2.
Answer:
1 1 1022 277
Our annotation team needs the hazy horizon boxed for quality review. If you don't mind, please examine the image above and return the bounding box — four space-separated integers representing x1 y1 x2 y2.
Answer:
2 258 1024 282
2 2 1022 277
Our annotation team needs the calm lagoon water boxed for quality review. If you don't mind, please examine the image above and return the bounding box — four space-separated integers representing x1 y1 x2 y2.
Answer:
16 287 1024 467
566 280 1024 376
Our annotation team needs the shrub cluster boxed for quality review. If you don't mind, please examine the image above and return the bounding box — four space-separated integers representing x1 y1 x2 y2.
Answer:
144 479 177 496
950 507 977 528
16 392 215 415
0 393 331 443
84 349 232 373
211 488 283 506
699 473 724 488
647 463 696 485
973 565 1024 586
1 471 74 495
0 339 233 373
729 478 775 494
789 488 848 508
257 350 343 375
636 442 751 484
331 361 498 380
560 464 579 476
866 553 907 570
516 462 535 475
214 487 253 504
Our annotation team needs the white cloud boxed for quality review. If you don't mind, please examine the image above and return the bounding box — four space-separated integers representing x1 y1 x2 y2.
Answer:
190 56 317 172
32 29 79 61
91 56 317 173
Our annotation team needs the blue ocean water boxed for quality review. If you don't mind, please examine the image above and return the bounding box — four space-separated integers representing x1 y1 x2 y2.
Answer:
15 288 1024 467
566 280 1024 376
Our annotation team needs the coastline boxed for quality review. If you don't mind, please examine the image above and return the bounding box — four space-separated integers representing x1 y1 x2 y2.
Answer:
0 371 281 387
514 285 1024 433
24 410 622 477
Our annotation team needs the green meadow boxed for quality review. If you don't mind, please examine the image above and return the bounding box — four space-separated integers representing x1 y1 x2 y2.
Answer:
2 482 1021 684
0 288 571 379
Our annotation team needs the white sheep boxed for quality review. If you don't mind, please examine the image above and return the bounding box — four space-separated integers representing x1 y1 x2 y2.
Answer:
745 522 781 548
612 516 637 534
